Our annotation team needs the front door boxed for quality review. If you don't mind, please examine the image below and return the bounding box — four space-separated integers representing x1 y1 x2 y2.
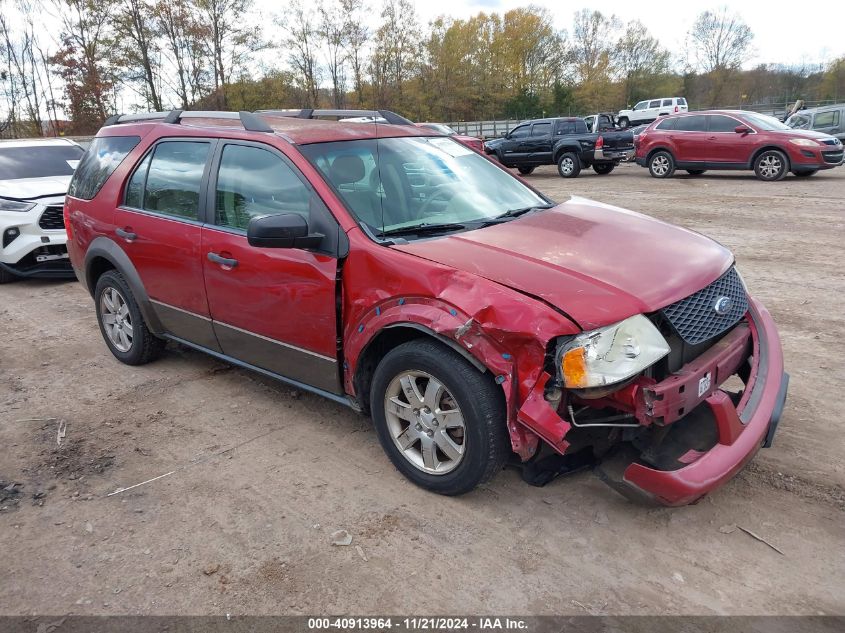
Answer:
114 139 220 350
201 141 342 394
500 124 531 164
704 114 753 167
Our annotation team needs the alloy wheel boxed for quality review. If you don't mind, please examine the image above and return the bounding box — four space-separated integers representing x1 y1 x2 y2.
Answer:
651 155 670 176
100 286 133 352
383 370 466 475
758 154 783 179
559 157 575 176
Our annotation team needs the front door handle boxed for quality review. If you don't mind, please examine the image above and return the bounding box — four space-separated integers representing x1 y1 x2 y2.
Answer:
115 227 137 242
207 252 238 268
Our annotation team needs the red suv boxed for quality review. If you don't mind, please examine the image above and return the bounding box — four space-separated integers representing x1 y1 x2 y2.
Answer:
65 109 788 505
635 110 844 180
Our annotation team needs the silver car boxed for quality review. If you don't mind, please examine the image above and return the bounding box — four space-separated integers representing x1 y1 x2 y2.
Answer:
786 104 845 142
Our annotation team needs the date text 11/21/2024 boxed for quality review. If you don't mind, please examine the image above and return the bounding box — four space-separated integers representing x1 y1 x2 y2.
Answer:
307 617 529 630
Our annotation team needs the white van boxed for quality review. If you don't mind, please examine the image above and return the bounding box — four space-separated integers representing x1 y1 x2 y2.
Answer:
617 98 688 128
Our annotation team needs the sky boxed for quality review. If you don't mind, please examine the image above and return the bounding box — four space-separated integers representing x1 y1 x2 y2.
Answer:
356 0 845 69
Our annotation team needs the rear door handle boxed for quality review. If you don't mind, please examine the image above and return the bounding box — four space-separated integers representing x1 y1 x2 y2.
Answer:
207 252 238 268
115 227 137 241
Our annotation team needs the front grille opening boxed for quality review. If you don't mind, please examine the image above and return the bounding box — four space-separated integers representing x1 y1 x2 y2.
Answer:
38 206 65 230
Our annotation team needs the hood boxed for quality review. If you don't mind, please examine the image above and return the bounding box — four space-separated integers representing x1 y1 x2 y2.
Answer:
771 129 838 142
394 197 733 330
0 176 72 201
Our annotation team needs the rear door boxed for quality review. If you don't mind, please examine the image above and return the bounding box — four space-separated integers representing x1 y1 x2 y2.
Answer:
670 114 709 164
201 140 342 394
114 138 220 350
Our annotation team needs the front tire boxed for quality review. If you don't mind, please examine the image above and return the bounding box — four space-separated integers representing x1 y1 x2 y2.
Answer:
592 163 615 175
754 150 789 181
557 152 581 178
517 166 535 175
94 270 164 365
0 265 17 284
370 339 510 496
618 117 629 129
648 150 675 178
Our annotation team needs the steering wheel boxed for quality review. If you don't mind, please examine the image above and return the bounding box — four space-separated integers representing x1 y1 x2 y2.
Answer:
418 184 458 217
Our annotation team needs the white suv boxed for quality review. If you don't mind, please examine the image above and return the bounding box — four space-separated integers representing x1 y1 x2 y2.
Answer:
617 97 688 129
0 138 84 283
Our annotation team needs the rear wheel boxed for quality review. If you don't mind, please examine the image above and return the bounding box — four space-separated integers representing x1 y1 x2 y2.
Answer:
686 169 706 175
618 117 629 129
592 163 615 175
517 166 535 175
557 152 581 178
754 150 788 181
648 151 675 178
94 270 164 365
370 339 510 496
792 169 817 177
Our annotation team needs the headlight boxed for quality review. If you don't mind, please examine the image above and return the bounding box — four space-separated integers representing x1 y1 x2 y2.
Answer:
0 199 36 212
788 138 820 147
559 314 670 389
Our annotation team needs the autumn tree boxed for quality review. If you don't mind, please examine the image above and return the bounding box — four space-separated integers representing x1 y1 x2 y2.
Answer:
370 0 421 110
154 2 211 109
616 20 674 106
51 0 118 133
571 9 620 111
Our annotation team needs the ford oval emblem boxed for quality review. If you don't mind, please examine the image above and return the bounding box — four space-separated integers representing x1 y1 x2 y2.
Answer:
714 296 733 315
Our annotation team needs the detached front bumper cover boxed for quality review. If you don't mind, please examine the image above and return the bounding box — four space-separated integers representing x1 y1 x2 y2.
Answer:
622 297 786 506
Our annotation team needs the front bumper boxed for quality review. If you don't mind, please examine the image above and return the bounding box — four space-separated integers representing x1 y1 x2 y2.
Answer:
0 206 72 279
516 296 787 506
621 297 786 505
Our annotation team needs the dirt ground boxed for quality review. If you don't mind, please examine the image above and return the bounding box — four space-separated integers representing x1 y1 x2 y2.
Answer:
1 163 843 616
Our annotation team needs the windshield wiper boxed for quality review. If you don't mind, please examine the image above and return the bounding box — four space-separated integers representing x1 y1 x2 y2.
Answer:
479 204 555 226
378 222 467 238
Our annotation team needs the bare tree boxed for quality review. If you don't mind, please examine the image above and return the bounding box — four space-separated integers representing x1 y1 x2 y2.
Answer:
690 7 753 73
194 0 256 109
155 1 210 108
113 0 163 111
371 0 420 108
340 0 367 107
689 7 753 105
278 1 320 107
616 20 671 105
318 0 346 108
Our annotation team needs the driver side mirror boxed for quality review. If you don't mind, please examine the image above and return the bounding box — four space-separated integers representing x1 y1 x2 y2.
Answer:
247 213 324 249
504 132 512 139
735 125 752 135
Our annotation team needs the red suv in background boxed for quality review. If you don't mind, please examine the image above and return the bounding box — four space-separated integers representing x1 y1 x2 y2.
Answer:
65 109 788 506
635 110 844 181
415 122 484 153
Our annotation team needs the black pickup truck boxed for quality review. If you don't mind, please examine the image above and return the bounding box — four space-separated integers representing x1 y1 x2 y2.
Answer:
484 117 634 178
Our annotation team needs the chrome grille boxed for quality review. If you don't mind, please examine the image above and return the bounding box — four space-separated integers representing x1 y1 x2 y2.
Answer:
38 205 65 230
660 267 748 345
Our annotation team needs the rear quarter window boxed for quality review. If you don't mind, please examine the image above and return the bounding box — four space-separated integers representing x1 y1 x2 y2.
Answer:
68 135 140 200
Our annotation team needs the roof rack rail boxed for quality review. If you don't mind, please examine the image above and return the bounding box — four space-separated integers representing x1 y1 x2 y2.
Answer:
256 109 414 126
103 109 275 133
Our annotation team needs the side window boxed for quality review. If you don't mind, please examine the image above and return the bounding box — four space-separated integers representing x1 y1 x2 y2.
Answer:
649 100 661 108
125 153 151 208
143 141 210 221
634 101 647 111
655 117 677 131
557 121 575 134
813 111 839 128
510 125 529 139
662 99 673 107
531 122 551 136
708 115 739 133
214 144 311 231
584 118 593 132
674 115 707 132
677 97 687 106
68 135 140 200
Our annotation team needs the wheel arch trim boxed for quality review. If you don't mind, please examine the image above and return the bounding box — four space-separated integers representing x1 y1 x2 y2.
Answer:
83 236 164 335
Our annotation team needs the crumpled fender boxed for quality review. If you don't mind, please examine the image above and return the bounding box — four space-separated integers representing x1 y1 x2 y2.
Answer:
342 228 580 460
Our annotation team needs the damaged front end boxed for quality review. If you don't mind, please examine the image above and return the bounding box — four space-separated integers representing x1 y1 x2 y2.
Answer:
516 266 788 506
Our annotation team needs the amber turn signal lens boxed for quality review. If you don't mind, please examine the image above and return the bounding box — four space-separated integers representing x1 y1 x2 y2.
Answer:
562 347 588 388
